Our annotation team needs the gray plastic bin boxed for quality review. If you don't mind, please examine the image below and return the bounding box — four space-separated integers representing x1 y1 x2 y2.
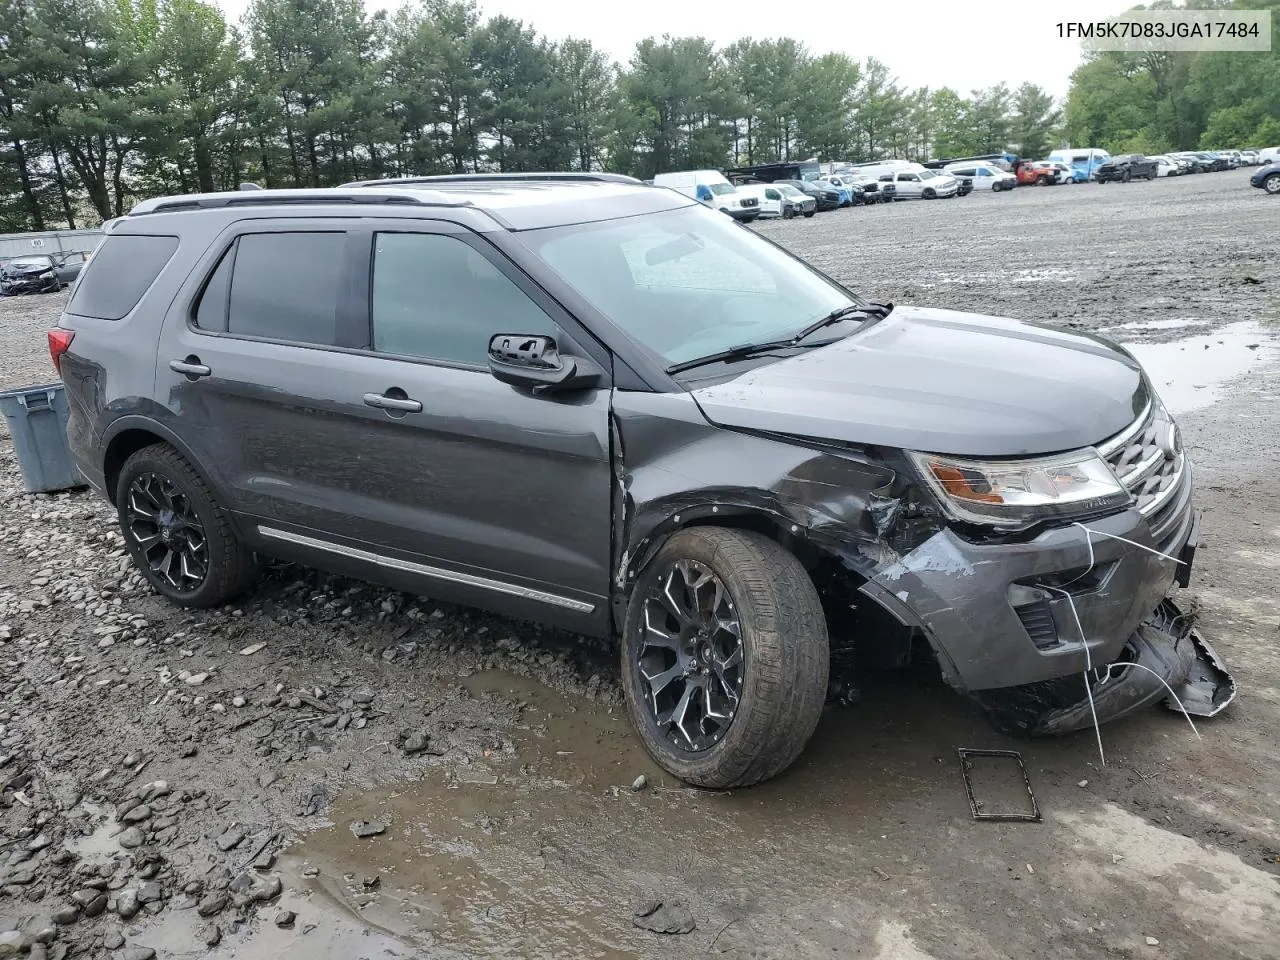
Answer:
0 382 84 494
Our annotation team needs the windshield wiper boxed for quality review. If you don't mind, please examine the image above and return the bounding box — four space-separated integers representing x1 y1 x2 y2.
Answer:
788 303 878 343
666 303 883 375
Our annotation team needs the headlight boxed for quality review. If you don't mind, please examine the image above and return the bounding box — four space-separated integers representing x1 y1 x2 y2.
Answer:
41 270 55 278
906 448 1131 528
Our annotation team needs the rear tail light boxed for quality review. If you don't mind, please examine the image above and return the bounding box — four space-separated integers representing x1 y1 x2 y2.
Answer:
48 329 75 374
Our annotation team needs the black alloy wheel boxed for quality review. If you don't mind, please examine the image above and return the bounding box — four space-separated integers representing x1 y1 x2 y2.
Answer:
125 471 210 594
116 444 260 607
634 558 744 753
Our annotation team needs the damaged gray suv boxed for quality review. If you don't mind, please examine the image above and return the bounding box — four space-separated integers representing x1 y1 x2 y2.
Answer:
52 173 1227 789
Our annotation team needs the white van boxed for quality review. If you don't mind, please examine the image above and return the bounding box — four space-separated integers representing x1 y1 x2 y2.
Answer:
1259 146 1280 163
1047 148 1112 181
652 170 760 222
848 160 924 182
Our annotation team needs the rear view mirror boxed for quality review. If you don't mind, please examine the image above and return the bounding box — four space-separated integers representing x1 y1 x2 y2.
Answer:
487 334 603 393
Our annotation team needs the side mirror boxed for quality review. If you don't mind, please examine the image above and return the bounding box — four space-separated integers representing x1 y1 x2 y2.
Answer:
487 334 603 393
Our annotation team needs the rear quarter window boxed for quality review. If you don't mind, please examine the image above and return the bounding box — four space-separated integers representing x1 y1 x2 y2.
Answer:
66 234 179 320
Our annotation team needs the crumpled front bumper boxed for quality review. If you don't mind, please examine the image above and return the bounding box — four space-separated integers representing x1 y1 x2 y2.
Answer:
859 507 1183 692
972 598 1236 736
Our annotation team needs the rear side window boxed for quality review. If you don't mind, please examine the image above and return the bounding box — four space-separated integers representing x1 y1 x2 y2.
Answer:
67 234 178 320
225 232 345 345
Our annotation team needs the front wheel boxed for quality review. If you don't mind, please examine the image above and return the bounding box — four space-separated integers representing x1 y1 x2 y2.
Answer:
116 444 260 607
620 527 829 789
923 188 936 199
1265 174 1280 194
803 210 815 217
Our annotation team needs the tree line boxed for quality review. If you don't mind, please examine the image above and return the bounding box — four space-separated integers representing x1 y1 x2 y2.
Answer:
1 0 1276 232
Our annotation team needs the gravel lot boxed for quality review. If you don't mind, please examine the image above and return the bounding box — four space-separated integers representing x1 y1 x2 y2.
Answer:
1 171 1278 960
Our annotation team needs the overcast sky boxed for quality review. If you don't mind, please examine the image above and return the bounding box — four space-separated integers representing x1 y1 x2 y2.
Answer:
213 0 1141 100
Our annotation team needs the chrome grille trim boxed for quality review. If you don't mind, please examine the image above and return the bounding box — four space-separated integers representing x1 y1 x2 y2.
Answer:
1096 399 1186 518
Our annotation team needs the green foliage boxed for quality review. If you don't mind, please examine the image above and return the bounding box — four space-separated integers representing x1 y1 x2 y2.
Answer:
2 0 1272 228
1063 0 1280 152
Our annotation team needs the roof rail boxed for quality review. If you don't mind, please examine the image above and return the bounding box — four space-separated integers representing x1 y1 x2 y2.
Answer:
129 188 470 216
342 172 645 188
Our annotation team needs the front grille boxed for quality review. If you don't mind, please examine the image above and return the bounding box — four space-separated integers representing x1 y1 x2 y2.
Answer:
740 197 758 207
1097 400 1185 518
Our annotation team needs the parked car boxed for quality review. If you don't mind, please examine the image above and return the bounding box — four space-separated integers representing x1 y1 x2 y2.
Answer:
943 161 1016 191
734 182 814 218
822 175 865 206
774 183 818 216
1240 150 1260 165
1259 146 1280 163
1250 162 1280 194
0 254 75 294
1015 161 1066 185
652 170 760 222
1215 150 1242 169
52 173 1212 789
778 179 842 211
954 175 973 196
882 168 960 199
1047 148 1112 181
815 178 855 207
846 175 896 204
1148 156 1181 177
1095 155 1158 182
1192 152 1229 172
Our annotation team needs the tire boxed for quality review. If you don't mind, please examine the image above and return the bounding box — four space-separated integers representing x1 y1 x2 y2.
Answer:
923 188 936 199
1122 168 1132 182
116 444 260 608
1263 174 1280 195
803 210 815 217
620 527 829 789
1037 176 1051 185
782 206 795 219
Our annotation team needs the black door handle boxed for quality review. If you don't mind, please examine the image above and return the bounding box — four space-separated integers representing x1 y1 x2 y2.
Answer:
170 357 211 378
363 391 422 414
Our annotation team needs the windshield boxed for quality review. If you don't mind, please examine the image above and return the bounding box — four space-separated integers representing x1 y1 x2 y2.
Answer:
523 204 864 368
707 182 735 196
918 170 937 180
777 184 805 198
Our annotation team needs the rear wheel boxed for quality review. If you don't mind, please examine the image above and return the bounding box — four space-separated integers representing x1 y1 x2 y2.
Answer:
620 528 829 789
116 444 260 607
1038 176 1051 185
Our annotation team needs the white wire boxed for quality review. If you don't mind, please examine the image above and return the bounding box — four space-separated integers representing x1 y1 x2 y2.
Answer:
1040 521 1199 769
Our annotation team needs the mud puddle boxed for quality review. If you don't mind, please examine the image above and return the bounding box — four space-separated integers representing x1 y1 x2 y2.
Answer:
133 670 1010 958
1118 320 1279 414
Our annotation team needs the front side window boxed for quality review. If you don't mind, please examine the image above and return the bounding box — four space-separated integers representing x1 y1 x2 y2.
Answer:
371 232 556 366
524 204 861 368
225 232 345 346
765 189 780 200
900 173 919 182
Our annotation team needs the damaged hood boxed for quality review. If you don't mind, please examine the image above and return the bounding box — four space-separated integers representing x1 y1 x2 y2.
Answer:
688 306 1147 457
